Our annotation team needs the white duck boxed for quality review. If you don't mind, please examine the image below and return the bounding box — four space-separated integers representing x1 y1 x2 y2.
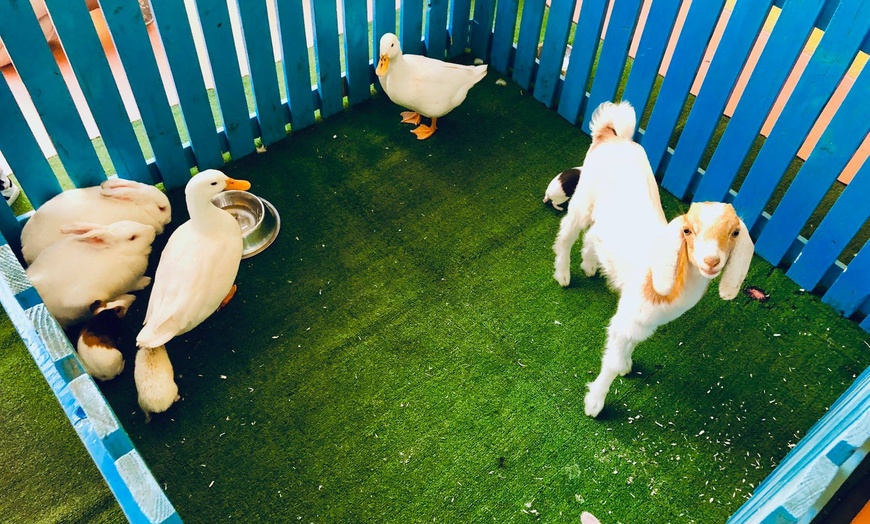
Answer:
136 169 250 350
376 32 487 139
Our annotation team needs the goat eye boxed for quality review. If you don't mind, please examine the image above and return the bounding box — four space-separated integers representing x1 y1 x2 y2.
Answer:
732 230 740 237
683 228 692 235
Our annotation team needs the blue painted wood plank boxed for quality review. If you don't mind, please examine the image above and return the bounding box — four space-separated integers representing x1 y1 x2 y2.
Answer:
731 0 870 231
470 0 496 59
276 0 317 130
401 0 425 56
787 159 870 291
661 0 774 199
149 0 224 170
556 0 609 125
693 0 827 203
100 0 192 189
755 69 870 266
533 0 578 108
341 0 371 106
822 241 870 317
0 74 62 208
310 0 344 119
448 0 473 58
0 199 22 252
511 0 547 90
373 0 397 58
43 0 152 184
639 0 725 173
728 365 870 520
620 0 681 128
584 0 644 132
489 0 520 74
0 1 105 188
237 0 286 146
425 0 450 59
861 313 870 333
194 0 256 161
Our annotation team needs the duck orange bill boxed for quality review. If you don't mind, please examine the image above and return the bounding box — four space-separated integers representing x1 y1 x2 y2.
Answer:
376 54 389 76
225 177 251 191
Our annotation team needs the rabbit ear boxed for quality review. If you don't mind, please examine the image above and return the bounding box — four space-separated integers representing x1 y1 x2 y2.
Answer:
100 178 139 190
104 294 136 317
59 222 103 236
719 218 754 300
72 227 113 247
650 215 687 296
581 512 602 524
100 178 141 201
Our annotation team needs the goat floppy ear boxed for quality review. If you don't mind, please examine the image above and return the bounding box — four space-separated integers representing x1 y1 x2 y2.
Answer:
719 219 754 300
650 216 687 296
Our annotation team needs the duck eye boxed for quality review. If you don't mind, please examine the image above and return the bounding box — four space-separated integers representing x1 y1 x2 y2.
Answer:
683 228 692 235
211 181 218 186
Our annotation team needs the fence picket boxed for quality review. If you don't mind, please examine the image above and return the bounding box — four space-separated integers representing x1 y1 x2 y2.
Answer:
661 0 774 199
822 241 870 317
193 0 256 161
620 0 682 129
731 0 870 232
556 0 608 125
533 0 578 108
0 1 105 188
426 0 450 59
490 0 520 75
449 0 473 58
470 0 496 59
756 69 870 265
640 0 725 173
787 159 870 291
0 74 63 209
150 0 225 171
511 0 547 90
45 0 152 184
692 0 827 203
310 0 344 119
237 0 286 146
341 0 371 106
584 0 644 133
401 0 424 56
276 0 317 130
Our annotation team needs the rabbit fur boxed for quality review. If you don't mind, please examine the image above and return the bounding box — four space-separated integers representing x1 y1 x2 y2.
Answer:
134 345 179 422
21 177 170 265
552 101 754 418
26 221 156 327
76 295 135 381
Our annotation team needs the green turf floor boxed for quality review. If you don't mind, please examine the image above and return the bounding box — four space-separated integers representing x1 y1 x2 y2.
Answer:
3 72 869 523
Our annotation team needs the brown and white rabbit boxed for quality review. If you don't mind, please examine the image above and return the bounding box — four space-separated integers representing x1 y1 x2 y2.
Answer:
26 221 156 327
543 167 581 211
134 345 179 422
21 178 171 265
76 295 135 381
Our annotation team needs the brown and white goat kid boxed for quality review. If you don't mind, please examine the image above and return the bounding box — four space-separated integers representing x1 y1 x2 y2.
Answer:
552 101 755 418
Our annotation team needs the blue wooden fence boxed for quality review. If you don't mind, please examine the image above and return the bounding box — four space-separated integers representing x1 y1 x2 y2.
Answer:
0 0 867 522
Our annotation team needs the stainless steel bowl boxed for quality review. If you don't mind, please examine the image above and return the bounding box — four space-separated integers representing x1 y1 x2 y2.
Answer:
211 190 280 259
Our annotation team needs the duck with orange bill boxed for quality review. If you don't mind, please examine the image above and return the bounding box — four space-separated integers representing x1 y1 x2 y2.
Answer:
375 33 487 140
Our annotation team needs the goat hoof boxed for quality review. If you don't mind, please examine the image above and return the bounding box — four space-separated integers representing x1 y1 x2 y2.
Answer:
554 269 571 287
617 359 632 376
581 264 597 277
584 391 605 418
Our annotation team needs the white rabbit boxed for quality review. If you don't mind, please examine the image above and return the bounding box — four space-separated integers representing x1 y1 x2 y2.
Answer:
134 345 180 422
26 221 156 327
21 177 171 265
76 295 135 381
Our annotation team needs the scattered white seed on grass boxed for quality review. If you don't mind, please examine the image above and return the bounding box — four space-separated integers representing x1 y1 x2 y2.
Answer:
518 360 527 367
220 375 227 379
554 320 562 325
272 335 280 339
496 78 507 86
209 481 215 488
474 58 484 65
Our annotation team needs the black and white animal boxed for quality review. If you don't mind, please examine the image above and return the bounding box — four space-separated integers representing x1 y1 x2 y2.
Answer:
543 167 581 211
76 295 135 381
552 101 754 418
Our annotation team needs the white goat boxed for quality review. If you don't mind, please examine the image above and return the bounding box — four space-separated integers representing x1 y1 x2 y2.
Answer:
552 101 755 418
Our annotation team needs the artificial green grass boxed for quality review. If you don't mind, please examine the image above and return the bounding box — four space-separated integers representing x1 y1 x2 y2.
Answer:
3 72 869 523
0 321 124 523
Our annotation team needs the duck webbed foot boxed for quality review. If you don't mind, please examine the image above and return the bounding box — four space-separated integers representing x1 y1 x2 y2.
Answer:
218 284 238 310
411 117 438 140
400 111 421 125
